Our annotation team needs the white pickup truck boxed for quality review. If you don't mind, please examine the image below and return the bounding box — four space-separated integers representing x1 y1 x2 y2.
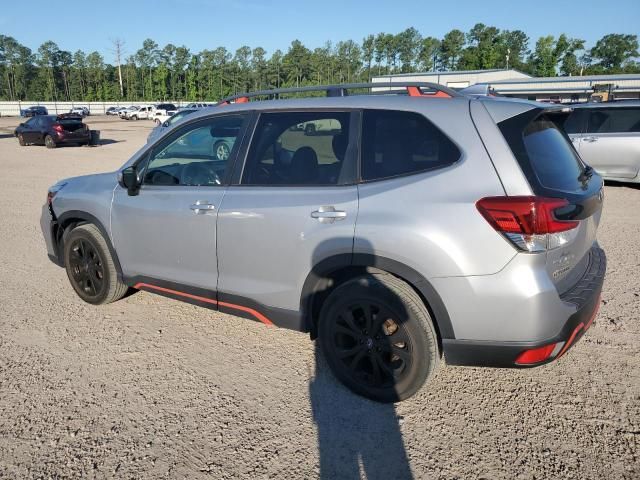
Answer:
125 105 154 120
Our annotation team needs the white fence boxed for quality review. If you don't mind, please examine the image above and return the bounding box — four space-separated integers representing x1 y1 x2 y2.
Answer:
0 101 193 117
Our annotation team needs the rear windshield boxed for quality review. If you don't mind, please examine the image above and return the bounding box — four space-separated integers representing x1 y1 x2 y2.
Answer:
523 116 586 191
500 113 588 194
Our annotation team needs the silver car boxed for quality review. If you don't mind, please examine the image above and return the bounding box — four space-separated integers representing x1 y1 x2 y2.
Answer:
565 101 640 183
40 83 606 402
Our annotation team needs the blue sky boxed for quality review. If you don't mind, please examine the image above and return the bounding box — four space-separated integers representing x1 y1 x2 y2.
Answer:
1 0 638 61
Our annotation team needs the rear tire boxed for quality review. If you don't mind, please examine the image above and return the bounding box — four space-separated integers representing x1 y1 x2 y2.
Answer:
45 135 56 148
317 272 440 402
63 224 129 305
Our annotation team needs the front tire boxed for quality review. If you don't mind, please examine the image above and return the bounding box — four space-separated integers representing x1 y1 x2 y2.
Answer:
18 134 26 146
317 273 440 402
45 135 56 148
63 224 128 305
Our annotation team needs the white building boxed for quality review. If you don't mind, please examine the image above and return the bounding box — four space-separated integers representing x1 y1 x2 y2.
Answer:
372 69 640 103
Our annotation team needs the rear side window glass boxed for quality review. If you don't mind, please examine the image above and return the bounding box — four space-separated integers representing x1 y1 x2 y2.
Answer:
587 108 640 133
360 110 460 181
522 115 586 192
562 109 586 134
242 111 353 186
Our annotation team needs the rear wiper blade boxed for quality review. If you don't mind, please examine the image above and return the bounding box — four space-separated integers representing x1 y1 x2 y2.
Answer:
579 164 594 183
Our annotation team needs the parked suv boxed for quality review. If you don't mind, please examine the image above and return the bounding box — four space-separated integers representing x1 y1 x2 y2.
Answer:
564 101 640 183
40 83 606 402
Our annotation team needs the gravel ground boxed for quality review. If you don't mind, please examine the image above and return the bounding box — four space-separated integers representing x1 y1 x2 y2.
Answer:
0 116 638 479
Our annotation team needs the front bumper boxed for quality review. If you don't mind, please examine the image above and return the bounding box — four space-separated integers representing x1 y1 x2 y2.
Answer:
443 247 606 368
40 204 62 266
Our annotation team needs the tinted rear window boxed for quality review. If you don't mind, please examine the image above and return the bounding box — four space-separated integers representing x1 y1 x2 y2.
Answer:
517 115 587 192
360 110 460 181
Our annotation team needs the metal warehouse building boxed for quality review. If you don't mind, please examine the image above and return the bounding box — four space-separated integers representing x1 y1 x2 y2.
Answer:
372 70 640 103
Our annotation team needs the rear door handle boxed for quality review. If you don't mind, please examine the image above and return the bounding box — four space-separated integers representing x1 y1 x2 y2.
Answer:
583 136 599 143
190 201 216 214
311 206 347 223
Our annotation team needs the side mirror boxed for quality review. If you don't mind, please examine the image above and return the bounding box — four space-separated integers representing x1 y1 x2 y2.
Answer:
19 123 25 127
118 166 141 196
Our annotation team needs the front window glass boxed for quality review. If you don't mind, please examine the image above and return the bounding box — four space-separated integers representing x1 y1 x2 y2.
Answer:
143 115 245 187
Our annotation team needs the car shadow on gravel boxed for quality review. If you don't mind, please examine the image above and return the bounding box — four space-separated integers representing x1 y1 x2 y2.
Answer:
310 344 413 479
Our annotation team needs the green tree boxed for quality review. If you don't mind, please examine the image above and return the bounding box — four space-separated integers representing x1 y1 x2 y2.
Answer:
590 34 639 71
440 29 465 70
397 27 422 72
362 35 375 81
418 37 440 71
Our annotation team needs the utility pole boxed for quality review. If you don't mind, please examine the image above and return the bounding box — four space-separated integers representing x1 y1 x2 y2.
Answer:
110 38 125 97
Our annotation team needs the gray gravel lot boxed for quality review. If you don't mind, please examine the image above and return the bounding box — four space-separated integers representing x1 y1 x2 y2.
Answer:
0 116 638 479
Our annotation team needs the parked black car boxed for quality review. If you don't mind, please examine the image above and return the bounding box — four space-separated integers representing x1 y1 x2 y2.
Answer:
14 114 91 148
21 106 48 117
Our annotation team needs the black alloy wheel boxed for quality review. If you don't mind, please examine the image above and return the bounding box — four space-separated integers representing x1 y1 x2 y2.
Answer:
327 301 414 391
68 237 105 300
318 273 439 402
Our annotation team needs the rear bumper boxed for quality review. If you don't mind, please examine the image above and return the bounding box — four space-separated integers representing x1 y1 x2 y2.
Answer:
443 246 606 368
53 131 90 144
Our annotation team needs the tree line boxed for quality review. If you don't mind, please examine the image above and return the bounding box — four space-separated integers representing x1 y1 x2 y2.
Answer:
0 26 638 102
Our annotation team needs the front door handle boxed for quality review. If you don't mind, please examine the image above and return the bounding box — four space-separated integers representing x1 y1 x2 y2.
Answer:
190 201 216 214
583 136 599 143
311 206 347 224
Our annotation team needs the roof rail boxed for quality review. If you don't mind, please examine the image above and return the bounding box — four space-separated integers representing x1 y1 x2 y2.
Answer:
217 82 461 105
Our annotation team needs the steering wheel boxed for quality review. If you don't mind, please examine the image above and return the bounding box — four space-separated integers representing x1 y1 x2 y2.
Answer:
180 162 221 186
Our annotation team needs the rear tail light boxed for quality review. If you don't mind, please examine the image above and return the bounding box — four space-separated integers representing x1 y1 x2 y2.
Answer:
52 123 63 132
476 196 579 253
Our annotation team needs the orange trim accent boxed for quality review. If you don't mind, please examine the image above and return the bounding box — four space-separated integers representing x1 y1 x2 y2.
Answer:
235 97 249 103
429 91 452 98
134 282 217 305
555 294 601 360
218 301 274 326
556 323 584 359
406 86 451 98
133 282 274 327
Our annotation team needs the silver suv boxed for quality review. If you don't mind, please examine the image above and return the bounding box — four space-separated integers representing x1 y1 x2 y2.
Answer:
40 83 606 402
564 101 640 183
